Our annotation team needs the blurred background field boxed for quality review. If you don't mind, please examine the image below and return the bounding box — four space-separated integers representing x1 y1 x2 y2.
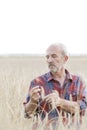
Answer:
0 55 87 130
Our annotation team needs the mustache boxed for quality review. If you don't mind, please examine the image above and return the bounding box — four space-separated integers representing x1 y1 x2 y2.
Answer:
48 64 55 67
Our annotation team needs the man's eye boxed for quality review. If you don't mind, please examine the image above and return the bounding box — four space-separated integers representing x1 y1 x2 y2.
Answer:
52 54 57 58
46 55 49 59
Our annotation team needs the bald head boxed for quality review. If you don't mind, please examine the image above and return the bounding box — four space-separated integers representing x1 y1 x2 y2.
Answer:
46 43 68 57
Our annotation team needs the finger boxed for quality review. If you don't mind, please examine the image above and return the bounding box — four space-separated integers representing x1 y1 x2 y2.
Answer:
40 86 45 98
45 96 54 103
31 86 40 92
30 88 41 95
44 93 53 100
44 93 56 101
52 90 59 95
45 97 51 103
31 92 41 102
32 88 41 94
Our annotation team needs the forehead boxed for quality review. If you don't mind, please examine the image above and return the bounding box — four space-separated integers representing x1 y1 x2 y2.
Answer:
46 45 62 55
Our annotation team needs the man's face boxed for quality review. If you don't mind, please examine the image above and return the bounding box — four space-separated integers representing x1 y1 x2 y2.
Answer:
46 46 66 73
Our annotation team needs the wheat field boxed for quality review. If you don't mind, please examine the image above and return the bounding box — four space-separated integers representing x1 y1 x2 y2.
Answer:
0 55 87 130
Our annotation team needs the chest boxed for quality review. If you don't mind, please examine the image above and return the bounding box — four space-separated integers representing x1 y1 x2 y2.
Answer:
43 81 79 101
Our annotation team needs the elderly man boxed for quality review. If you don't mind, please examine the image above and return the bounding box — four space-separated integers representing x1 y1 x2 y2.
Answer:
23 43 87 130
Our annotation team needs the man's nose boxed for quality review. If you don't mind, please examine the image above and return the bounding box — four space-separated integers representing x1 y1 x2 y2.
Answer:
47 56 53 62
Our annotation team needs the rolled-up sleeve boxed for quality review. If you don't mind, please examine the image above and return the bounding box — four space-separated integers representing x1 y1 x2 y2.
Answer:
79 88 87 110
23 80 38 118
23 81 34 106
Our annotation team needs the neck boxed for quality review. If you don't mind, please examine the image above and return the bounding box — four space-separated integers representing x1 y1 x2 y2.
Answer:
52 69 66 86
52 68 66 80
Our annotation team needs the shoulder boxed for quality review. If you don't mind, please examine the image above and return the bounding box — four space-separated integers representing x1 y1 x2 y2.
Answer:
71 73 84 83
30 72 50 86
71 74 86 89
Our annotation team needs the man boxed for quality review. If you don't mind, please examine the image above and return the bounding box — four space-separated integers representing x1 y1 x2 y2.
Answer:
23 43 87 130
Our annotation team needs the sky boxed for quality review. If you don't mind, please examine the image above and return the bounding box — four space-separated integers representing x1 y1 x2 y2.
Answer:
0 0 87 55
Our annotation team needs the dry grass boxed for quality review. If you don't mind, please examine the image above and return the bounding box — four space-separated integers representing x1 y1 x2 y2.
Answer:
0 55 87 130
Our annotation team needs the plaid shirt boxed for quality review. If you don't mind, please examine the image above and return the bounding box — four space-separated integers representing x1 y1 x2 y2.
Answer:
24 69 87 122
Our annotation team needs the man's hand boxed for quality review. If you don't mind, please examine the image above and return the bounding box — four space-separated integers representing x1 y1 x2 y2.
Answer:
44 90 60 109
24 86 44 115
29 86 45 103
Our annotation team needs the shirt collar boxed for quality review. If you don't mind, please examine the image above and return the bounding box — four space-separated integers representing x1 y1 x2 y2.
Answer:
47 69 73 82
65 69 72 81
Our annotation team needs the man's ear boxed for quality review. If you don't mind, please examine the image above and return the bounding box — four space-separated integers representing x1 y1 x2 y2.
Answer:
64 55 69 63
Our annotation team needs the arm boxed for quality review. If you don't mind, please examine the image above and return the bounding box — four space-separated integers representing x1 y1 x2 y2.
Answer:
44 91 80 115
58 98 80 114
24 86 43 117
25 99 38 116
59 76 86 115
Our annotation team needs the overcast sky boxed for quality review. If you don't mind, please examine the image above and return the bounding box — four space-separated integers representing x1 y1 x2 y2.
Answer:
0 0 87 55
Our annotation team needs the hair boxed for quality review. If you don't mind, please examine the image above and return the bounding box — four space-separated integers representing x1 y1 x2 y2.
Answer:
47 43 69 56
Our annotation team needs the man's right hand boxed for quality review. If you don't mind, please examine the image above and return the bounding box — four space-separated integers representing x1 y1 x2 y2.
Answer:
29 86 44 103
